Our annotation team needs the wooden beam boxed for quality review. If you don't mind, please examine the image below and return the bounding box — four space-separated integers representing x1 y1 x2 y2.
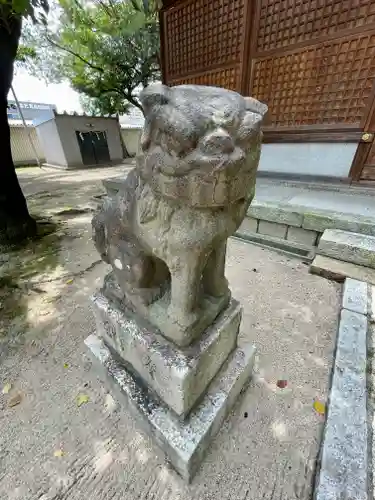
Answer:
358 166 375 181
263 131 363 143
349 143 372 181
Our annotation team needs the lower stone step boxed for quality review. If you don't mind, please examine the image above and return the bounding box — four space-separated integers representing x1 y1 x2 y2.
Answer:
317 229 375 269
233 231 313 259
310 255 375 285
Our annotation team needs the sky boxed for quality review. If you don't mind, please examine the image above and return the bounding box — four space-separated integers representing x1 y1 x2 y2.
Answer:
12 69 82 113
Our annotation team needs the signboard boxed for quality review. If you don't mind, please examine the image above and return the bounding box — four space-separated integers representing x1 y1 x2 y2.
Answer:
7 100 57 123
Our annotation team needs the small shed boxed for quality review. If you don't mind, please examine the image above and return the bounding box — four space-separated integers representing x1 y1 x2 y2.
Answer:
36 112 124 169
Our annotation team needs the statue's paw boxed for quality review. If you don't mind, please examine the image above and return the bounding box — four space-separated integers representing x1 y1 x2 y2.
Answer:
213 285 231 301
167 307 199 329
205 279 230 300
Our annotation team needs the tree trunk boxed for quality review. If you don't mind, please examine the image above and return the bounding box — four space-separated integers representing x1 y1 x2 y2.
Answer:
0 16 36 244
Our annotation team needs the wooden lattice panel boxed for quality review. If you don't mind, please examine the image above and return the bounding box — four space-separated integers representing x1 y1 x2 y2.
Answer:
252 33 375 127
256 0 375 54
163 0 244 80
170 66 240 91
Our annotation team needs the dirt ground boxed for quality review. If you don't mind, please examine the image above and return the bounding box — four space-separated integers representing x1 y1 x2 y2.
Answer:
0 166 340 500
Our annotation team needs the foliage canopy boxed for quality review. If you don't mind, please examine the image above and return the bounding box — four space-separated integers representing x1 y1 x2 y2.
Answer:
23 0 161 114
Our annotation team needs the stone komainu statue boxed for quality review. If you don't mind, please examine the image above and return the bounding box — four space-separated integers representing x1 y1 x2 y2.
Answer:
92 84 267 347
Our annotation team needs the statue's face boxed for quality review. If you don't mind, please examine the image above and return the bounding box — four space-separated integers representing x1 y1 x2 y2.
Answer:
137 84 266 207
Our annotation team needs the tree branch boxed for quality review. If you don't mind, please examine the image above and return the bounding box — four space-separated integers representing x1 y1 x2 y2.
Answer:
124 93 143 113
45 35 104 73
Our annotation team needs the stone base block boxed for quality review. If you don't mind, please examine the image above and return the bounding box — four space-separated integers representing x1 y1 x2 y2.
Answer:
258 219 288 239
248 201 303 227
318 229 375 268
238 217 258 234
102 272 230 347
85 334 255 482
85 335 255 481
286 226 318 246
147 291 230 347
310 254 375 285
93 292 241 417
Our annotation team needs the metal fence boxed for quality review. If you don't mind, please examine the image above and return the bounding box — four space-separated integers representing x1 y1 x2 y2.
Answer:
10 125 44 165
120 128 142 156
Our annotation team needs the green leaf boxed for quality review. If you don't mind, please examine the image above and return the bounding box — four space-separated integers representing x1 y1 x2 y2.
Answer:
12 0 30 14
20 0 160 114
16 45 37 62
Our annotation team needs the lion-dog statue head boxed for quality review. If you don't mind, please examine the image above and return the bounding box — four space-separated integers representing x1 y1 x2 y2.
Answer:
137 84 268 208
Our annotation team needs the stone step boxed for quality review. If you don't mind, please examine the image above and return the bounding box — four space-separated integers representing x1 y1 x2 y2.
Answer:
317 229 375 269
233 231 313 259
248 200 375 237
310 254 375 285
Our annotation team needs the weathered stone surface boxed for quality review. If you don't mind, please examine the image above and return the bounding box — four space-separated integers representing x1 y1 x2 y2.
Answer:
286 226 318 246
246 201 375 239
92 84 267 347
315 308 368 500
237 216 258 235
318 229 375 269
102 177 123 197
85 334 256 482
236 231 312 258
258 220 287 239
342 278 368 315
310 254 375 285
89 85 266 480
303 210 375 236
93 291 241 416
248 201 303 227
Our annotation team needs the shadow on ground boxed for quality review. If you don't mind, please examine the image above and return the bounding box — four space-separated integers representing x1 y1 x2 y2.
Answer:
0 218 62 357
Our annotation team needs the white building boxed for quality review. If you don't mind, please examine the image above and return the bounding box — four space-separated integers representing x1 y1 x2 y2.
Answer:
36 113 124 169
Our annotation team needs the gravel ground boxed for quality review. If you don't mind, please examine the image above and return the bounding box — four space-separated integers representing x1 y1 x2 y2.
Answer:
0 167 340 500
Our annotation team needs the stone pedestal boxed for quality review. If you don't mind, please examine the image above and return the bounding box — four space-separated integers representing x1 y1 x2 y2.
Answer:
86 297 255 481
87 83 267 480
92 292 243 417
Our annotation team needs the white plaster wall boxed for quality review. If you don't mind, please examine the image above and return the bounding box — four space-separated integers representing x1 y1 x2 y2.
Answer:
55 115 123 166
258 143 358 178
121 128 142 156
36 119 66 166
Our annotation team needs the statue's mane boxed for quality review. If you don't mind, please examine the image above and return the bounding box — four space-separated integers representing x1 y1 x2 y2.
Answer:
136 84 268 207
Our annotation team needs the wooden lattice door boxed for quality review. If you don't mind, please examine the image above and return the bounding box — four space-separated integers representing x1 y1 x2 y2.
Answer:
161 0 375 181
247 0 375 181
